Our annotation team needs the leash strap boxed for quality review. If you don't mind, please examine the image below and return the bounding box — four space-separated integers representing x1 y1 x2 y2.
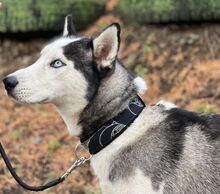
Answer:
0 96 145 190
0 142 89 192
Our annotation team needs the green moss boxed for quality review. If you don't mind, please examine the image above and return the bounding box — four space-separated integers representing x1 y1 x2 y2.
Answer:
0 0 106 32
48 139 61 152
134 64 149 76
117 0 220 24
153 0 175 15
196 104 215 113
11 130 23 139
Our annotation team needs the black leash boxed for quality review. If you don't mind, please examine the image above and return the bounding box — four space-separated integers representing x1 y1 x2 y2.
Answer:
0 142 90 191
0 95 145 191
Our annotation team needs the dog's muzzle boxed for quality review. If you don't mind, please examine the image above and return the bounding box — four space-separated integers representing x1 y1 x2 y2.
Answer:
3 76 18 94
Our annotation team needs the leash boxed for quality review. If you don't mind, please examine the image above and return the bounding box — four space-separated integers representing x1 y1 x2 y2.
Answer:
0 95 145 191
0 142 91 191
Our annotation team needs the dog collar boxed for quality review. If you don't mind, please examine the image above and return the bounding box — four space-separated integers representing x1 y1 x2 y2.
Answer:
80 95 145 155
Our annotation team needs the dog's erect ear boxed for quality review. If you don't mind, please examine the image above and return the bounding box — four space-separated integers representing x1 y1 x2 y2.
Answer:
63 15 76 36
92 23 120 70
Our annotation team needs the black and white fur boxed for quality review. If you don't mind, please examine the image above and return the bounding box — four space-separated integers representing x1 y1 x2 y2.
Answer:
3 16 220 194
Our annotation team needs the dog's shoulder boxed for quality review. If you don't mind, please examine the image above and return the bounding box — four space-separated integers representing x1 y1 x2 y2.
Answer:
165 107 206 124
165 107 220 140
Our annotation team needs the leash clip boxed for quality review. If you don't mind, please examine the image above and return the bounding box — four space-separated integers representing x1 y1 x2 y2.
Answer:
61 142 92 179
61 155 92 179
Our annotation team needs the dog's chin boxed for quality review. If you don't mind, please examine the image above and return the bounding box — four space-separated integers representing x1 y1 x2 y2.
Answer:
10 94 49 104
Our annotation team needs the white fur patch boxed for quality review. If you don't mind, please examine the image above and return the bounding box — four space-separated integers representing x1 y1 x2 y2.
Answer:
156 100 177 110
107 169 164 194
41 37 82 55
8 36 88 136
63 17 69 36
133 76 148 94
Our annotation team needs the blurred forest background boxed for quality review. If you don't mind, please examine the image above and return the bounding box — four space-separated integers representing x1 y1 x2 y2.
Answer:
0 0 220 193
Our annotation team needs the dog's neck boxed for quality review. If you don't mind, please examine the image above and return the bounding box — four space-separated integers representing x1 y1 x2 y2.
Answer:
79 63 137 140
55 62 138 138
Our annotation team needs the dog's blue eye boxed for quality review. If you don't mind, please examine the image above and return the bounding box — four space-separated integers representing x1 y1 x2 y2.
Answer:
50 60 65 68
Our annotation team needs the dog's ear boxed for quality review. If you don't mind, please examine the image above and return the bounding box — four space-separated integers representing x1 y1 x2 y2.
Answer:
92 23 120 71
63 15 76 36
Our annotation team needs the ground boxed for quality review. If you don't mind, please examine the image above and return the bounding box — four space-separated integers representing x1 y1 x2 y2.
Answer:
0 2 220 194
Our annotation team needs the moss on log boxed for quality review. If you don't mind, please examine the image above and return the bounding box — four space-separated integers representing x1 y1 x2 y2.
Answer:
0 0 106 32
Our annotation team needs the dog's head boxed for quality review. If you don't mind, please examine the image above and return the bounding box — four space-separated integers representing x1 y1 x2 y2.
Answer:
3 15 147 135
3 15 120 105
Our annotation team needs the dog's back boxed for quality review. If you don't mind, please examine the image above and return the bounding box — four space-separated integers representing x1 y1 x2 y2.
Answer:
163 108 220 193
106 106 220 194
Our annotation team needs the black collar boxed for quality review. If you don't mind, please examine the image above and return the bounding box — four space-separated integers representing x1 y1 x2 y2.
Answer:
80 95 145 155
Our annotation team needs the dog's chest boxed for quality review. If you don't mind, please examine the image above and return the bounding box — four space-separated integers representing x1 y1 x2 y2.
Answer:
91 157 164 194
90 107 166 194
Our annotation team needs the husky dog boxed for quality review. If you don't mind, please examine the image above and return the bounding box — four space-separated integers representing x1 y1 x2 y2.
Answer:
3 15 220 194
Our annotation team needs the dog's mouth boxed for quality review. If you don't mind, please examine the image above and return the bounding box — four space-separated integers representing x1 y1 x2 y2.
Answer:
15 97 49 104
6 90 49 104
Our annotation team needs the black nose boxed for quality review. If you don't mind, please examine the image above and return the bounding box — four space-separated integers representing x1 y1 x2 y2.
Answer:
3 76 18 92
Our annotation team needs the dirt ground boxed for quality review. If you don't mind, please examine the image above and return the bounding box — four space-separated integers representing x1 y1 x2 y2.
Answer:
1 2 220 194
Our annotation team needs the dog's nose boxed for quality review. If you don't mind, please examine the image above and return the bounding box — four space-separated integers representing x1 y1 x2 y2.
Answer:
3 76 18 92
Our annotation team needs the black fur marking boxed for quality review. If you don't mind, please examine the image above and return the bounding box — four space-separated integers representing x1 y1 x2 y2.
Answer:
63 38 100 101
98 60 116 78
78 60 136 140
107 106 187 186
167 108 206 125
110 23 121 53
167 108 220 141
80 83 137 140
161 109 188 167
109 106 220 188
163 107 220 165
200 113 220 140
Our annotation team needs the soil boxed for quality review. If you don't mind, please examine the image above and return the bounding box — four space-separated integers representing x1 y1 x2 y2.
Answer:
0 1 220 194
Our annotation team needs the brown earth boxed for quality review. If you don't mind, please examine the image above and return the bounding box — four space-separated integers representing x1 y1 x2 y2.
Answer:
0 2 220 194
